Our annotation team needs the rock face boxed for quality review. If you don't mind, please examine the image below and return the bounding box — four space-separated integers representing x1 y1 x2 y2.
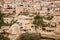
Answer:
55 25 60 34
6 23 20 35
6 23 21 40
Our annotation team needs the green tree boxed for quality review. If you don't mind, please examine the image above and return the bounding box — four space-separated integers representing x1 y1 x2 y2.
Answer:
16 32 41 40
33 15 43 29
33 15 47 29
33 15 51 30
0 35 10 40
45 13 54 20
0 12 8 28
45 15 53 20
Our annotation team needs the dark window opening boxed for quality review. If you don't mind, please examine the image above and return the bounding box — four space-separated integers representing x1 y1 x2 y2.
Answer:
20 5 23 6
51 25 56 27
7 5 12 9
42 28 46 31
20 27 23 29
23 29 27 31
29 29 31 31
51 3 53 4
31 26 34 28
47 8 50 11
59 23 60 24
47 30 54 32
20 23 22 24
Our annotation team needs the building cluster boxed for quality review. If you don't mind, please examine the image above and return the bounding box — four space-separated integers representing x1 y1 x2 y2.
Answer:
0 0 60 40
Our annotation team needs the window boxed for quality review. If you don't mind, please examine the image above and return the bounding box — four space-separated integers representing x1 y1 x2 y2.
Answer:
17 22 19 24
29 29 31 31
7 5 12 9
20 4 23 6
23 29 27 31
59 23 60 24
47 8 50 11
31 26 34 28
20 27 23 29
42 28 46 31
51 25 56 27
47 30 54 32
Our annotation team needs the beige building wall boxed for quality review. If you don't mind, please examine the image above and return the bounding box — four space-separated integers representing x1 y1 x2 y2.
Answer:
4 0 15 3
16 5 24 16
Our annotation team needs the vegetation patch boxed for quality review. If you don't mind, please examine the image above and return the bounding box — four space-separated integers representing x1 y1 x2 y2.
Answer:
16 32 41 40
